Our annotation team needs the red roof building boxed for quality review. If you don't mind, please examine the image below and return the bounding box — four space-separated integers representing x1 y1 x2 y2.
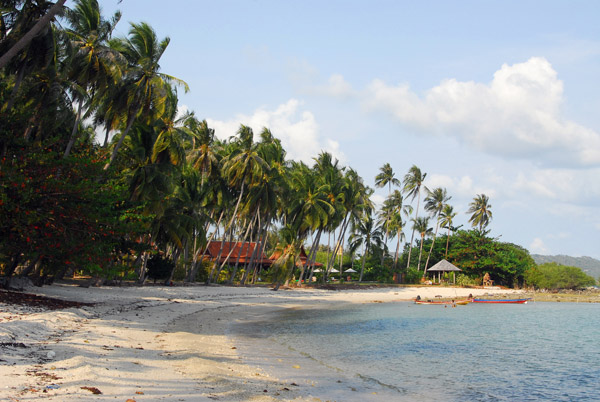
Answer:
268 246 323 267
205 241 273 266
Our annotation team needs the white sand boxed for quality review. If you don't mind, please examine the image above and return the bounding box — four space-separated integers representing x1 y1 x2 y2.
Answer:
0 284 521 401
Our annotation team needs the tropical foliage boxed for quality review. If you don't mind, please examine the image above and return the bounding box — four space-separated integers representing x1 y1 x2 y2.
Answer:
524 262 596 290
1 1 541 290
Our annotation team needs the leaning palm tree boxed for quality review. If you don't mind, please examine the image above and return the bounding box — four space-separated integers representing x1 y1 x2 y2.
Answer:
403 165 427 269
412 216 432 273
0 0 67 70
467 194 493 233
423 187 451 271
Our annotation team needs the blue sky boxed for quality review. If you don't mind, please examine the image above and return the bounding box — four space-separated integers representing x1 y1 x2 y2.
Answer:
88 0 600 258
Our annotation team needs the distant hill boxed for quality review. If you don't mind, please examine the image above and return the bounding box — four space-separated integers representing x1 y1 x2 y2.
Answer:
531 254 600 279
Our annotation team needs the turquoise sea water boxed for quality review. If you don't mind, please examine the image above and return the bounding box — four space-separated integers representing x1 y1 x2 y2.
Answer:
232 302 600 401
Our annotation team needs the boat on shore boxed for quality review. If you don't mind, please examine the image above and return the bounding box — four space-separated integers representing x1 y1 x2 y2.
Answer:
415 299 470 305
470 298 531 304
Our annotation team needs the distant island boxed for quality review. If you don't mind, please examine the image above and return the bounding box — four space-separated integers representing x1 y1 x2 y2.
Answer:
531 254 600 279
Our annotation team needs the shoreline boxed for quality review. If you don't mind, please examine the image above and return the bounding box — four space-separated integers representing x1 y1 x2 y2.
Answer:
1 284 521 401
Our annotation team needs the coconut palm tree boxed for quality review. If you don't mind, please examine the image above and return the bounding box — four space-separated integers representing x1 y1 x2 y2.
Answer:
423 187 451 271
207 125 268 283
403 165 427 269
439 204 457 258
349 212 383 282
412 216 432 272
150 87 190 166
104 22 189 170
327 168 372 280
188 119 219 185
1 1 60 114
312 152 346 277
467 193 493 233
0 0 67 70
375 162 400 194
62 0 121 158
389 213 406 271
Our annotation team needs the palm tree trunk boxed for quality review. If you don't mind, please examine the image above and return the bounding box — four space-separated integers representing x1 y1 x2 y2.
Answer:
212 226 238 283
229 211 258 284
310 229 323 278
228 217 249 283
242 209 262 285
18 254 41 277
406 192 421 269
339 233 345 274
251 221 270 284
304 228 323 285
445 230 451 258
104 112 136 170
188 210 223 282
417 234 425 271
165 247 181 285
296 230 315 287
381 226 389 268
207 180 245 283
4 67 26 112
393 234 401 271
64 97 84 158
0 0 67 70
324 232 331 281
424 221 440 273
359 246 367 282
326 213 349 271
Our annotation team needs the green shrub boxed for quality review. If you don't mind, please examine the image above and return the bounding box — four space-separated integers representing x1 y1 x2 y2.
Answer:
455 274 479 287
403 268 422 284
525 262 596 290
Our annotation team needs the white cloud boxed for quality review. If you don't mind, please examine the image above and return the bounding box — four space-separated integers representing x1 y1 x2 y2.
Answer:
529 238 550 254
286 58 355 99
207 99 346 164
426 173 497 199
513 168 600 204
548 232 572 240
175 104 190 120
311 74 356 98
370 193 385 209
363 57 600 167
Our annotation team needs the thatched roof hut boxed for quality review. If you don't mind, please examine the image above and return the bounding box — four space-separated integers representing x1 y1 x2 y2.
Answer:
427 259 462 284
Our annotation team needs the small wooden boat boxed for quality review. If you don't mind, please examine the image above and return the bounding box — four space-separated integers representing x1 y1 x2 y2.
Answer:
470 298 531 304
415 299 470 305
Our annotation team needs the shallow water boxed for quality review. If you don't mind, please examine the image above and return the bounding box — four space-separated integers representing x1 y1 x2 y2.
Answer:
231 301 600 401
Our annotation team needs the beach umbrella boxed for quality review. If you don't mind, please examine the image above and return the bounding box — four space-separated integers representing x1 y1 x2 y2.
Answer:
329 268 339 273
344 268 357 273
313 268 323 273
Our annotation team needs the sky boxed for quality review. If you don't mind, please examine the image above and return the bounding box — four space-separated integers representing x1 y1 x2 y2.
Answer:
84 0 600 258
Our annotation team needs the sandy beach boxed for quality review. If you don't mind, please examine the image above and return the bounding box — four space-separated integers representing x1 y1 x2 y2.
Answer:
1 284 521 401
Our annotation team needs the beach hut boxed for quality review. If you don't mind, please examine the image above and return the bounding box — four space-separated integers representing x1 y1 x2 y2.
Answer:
427 259 462 284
